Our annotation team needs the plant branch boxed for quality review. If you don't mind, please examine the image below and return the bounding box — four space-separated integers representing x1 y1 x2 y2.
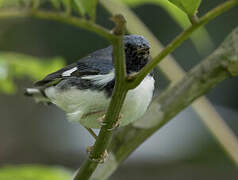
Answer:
1 2 237 179
0 8 126 179
92 27 238 179
126 0 238 89
73 15 127 180
0 9 116 42
100 0 238 176
100 0 186 81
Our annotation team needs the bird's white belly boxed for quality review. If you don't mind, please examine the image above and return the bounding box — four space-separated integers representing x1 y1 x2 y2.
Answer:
120 75 154 126
45 75 154 128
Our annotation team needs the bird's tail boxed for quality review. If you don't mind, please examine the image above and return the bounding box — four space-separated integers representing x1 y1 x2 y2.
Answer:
25 88 50 104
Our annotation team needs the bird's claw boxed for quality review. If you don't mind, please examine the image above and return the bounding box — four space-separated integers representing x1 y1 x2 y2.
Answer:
98 113 123 130
107 120 120 131
107 113 122 131
86 146 108 163
98 114 106 126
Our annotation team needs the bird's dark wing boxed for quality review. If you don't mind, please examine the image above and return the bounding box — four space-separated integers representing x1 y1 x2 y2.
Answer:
34 46 113 87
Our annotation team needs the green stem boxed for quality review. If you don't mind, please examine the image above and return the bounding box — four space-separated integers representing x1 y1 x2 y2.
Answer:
127 0 238 89
93 27 238 179
0 7 127 180
31 10 116 41
0 10 116 42
117 27 238 164
0 1 237 179
100 0 238 177
0 8 126 179
73 20 128 179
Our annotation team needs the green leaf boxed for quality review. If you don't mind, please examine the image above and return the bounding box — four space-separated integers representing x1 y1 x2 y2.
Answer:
168 0 201 16
0 165 72 180
73 0 98 20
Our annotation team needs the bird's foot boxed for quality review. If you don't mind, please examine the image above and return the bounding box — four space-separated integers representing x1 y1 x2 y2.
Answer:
97 114 107 126
86 146 108 163
98 113 122 130
107 113 122 131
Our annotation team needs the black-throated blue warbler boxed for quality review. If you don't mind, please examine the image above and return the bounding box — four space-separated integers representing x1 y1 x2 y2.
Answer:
26 35 154 129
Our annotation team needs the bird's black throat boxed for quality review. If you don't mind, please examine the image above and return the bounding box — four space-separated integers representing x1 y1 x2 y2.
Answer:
125 44 150 74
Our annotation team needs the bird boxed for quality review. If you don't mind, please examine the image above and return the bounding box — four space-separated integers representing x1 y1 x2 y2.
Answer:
25 35 155 130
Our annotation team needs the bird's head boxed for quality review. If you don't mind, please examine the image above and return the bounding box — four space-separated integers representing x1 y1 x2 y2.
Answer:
124 35 150 74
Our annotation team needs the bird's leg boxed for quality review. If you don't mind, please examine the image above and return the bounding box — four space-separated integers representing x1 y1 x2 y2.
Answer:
85 127 97 140
84 112 122 162
84 127 108 163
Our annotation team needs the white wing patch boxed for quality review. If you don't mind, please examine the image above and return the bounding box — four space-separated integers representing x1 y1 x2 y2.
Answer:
62 67 77 77
26 88 40 94
81 70 115 87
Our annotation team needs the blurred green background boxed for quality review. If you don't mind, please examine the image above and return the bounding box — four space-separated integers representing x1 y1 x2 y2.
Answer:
0 0 238 179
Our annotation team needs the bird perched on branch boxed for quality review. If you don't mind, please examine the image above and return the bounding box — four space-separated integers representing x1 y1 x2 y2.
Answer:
25 35 154 130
